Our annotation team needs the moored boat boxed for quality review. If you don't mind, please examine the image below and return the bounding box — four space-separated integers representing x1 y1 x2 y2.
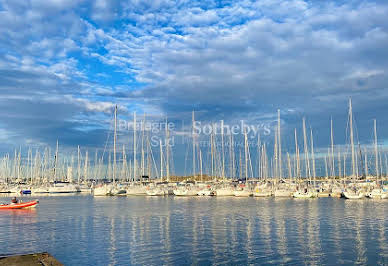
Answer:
274 189 292 197
234 189 252 197
93 184 113 196
366 188 387 199
293 190 315 198
343 189 364 199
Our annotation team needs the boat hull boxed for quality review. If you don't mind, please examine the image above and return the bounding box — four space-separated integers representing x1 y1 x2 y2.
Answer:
215 189 235 196
343 191 364 199
0 200 39 210
293 191 314 198
253 190 272 197
274 190 292 197
234 190 252 197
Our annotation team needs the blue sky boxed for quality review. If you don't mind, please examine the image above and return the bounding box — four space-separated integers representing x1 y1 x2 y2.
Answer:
0 0 387 175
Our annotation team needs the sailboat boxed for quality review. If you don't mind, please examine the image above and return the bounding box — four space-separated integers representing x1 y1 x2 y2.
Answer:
343 99 364 199
94 105 119 196
292 118 315 198
366 120 387 199
234 129 252 197
253 182 272 197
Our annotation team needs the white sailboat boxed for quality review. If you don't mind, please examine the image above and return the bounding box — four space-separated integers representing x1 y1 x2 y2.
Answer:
214 184 235 196
343 99 364 199
48 182 78 193
253 182 272 197
293 189 315 198
366 120 387 199
93 183 113 196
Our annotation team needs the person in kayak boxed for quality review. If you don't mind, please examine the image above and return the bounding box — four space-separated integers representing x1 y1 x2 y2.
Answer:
11 197 18 204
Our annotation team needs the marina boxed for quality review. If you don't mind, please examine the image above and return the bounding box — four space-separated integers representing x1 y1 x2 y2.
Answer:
1 0 387 265
0 195 387 265
1 100 387 200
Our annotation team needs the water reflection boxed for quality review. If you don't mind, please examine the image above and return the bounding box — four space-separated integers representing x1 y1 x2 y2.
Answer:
0 196 386 265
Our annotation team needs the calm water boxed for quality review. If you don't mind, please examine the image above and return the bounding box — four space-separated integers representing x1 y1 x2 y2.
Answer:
0 195 387 265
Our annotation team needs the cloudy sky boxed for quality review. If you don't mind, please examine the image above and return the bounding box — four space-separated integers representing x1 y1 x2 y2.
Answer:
0 0 387 175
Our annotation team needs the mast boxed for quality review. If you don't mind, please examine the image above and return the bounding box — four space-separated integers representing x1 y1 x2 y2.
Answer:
229 132 233 178
199 148 203 182
343 153 346 178
302 118 311 181
94 150 98 179
338 149 342 178
141 113 145 176
330 118 335 177
310 129 316 182
349 98 356 179
277 109 282 179
133 112 136 182
257 134 261 178
231 133 235 178
244 127 248 183
108 152 111 180
274 128 278 179
374 119 379 184
239 149 242 179
192 111 196 177
364 148 368 177
160 139 163 181
77 145 80 184
54 140 58 181
221 120 225 180
84 150 88 183
294 129 300 179
70 155 74 183
122 145 126 181
113 105 117 185
324 156 328 179
287 152 292 178
165 118 170 182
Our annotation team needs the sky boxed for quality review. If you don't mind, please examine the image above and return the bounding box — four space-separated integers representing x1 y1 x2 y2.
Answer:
0 0 388 175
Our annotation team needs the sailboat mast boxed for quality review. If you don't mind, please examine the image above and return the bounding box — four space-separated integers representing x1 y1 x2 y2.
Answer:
295 129 300 179
330 118 335 177
302 118 311 181
140 116 144 176
364 148 368 177
166 118 170 182
54 140 58 181
338 149 342 178
287 152 292 178
229 132 233 178
192 111 196 177
199 148 203 182
113 105 117 184
244 128 248 182
277 109 282 179
160 139 163 180
374 119 379 183
348 99 356 180
77 145 80 184
310 129 316 178
133 112 136 182
310 129 316 185
84 150 88 183
221 120 225 180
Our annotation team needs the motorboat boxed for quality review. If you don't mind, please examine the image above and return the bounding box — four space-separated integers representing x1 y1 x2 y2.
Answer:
0 200 39 210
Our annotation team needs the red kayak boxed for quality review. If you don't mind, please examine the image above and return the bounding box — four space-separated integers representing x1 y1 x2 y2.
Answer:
0 200 39 209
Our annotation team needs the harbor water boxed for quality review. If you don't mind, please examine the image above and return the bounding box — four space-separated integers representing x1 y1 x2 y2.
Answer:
0 195 387 265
